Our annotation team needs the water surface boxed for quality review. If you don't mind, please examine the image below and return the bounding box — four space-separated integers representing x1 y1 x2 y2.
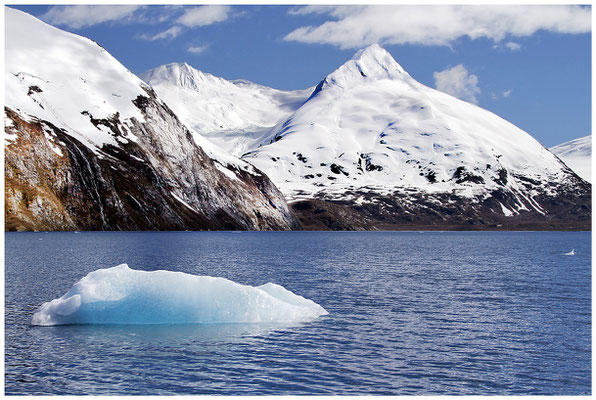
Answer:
5 231 591 395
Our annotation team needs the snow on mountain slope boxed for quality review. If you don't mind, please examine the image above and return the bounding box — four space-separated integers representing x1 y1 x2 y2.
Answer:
550 135 592 183
4 8 246 174
4 7 299 231
5 8 146 152
140 63 312 156
241 45 584 214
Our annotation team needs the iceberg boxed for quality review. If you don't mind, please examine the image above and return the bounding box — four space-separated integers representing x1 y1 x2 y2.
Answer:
31 264 328 326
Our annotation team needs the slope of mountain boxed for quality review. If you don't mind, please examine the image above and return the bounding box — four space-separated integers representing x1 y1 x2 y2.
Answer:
237 45 589 229
140 63 312 156
549 136 592 183
4 7 300 231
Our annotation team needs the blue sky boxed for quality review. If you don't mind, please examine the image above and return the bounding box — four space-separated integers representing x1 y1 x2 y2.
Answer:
9 4 592 147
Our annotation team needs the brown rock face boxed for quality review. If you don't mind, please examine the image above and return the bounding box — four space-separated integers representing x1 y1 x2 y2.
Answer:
5 95 301 231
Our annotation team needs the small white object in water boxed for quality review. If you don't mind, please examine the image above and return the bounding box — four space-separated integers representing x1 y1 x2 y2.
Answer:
565 249 576 256
31 264 328 326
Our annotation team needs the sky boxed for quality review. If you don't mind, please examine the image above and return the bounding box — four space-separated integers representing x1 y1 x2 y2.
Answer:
7 4 592 147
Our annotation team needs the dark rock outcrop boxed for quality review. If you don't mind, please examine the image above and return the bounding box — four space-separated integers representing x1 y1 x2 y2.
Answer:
290 182 591 231
5 100 300 231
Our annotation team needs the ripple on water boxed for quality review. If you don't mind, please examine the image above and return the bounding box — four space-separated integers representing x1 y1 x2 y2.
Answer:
4 231 592 395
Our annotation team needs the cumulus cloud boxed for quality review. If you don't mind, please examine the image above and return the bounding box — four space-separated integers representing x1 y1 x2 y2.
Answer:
41 5 142 29
284 5 591 49
433 65 481 104
177 5 230 27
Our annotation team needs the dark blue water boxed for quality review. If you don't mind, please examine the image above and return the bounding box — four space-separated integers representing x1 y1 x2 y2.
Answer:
5 231 591 395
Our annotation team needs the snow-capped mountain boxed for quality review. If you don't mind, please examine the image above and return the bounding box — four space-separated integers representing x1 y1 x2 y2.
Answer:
141 44 589 230
550 135 591 183
140 63 312 156
243 45 573 199
4 7 299 231
5 7 589 231
235 45 588 229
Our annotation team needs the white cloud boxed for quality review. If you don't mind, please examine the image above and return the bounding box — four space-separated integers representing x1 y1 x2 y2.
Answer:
505 42 521 51
284 5 591 49
188 44 208 54
433 65 481 104
139 26 183 41
41 5 142 29
490 89 513 100
134 6 182 25
136 6 233 43
177 5 230 27
288 5 344 16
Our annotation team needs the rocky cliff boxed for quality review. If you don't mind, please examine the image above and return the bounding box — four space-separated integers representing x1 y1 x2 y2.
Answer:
4 8 299 231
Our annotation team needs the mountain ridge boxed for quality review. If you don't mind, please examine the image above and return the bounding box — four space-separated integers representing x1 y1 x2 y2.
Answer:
5 9 590 231
4 7 300 231
243 45 577 197
143 44 590 230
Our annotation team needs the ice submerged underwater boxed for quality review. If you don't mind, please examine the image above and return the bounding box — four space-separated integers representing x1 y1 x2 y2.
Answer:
31 264 328 326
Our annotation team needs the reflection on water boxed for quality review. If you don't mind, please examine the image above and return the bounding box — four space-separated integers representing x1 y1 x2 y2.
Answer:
38 321 308 344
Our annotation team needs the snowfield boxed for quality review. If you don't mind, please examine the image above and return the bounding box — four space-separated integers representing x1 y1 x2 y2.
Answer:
141 62 313 156
5 8 146 152
550 135 592 183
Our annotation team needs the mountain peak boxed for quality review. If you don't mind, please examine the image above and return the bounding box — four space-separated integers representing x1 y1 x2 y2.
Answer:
174 62 195 75
158 62 201 78
350 44 408 77
352 44 391 62
141 62 227 91
321 44 410 90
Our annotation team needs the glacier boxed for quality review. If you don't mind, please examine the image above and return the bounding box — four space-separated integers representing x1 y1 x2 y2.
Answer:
140 62 313 157
31 264 328 326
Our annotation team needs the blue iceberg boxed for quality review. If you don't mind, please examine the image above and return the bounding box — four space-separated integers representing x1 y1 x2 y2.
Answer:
31 264 328 326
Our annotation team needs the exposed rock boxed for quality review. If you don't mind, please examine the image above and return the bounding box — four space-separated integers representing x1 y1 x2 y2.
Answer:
5 103 300 231
291 183 591 231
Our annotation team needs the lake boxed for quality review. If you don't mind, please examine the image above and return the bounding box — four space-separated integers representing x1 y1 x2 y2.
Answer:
4 231 591 395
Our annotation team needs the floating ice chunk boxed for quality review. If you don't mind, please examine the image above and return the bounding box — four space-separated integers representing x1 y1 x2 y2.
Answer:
565 249 576 256
31 264 328 326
